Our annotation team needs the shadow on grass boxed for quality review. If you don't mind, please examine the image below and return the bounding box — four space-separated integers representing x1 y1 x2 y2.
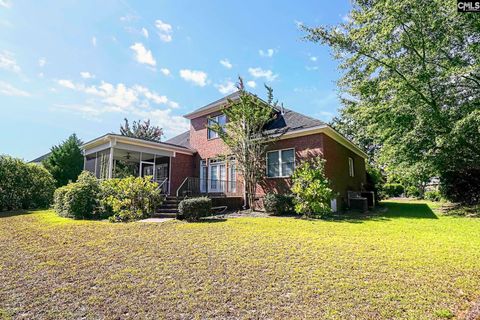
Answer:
0 210 34 218
322 201 438 223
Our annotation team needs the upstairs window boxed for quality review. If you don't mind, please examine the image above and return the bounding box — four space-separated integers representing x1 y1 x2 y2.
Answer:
267 148 295 178
207 114 226 139
348 157 355 177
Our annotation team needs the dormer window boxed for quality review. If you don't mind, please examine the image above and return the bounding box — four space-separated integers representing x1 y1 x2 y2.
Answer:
207 114 226 139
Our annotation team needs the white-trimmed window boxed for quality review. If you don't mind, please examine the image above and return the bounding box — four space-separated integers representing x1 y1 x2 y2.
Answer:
267 148 295 178
207 114 226 139
348 157 355 177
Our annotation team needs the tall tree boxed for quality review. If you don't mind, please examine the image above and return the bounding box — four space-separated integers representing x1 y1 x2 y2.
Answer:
120 118 163 142
43 134 84 187
304 0 480 202
209 78 280 209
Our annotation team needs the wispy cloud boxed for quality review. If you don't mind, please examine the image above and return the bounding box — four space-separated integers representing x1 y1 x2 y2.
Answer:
38 57 46 67
155 19 173 42
0 81 30 97
0 50 21 73
53 79 187 135
160 68 171 76
130 42 156 67
91 36 97 47
219 59 232 69
310 56 318 62
246 80 256 88
80 71 95 79
215 80 236 95
259 48 275 57
179 69 207 87
248 67 278 82
141 27 149 38
57 79 76 89
0 0 12 8
120 14 138 22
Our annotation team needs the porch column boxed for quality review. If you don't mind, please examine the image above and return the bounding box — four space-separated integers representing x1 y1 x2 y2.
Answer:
108 147 114 179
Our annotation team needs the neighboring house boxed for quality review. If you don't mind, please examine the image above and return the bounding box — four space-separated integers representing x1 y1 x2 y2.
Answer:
29 152 51 165
81 92 367 210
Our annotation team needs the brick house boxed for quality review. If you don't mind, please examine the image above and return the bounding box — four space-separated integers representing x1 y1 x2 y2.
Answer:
81 92 367 210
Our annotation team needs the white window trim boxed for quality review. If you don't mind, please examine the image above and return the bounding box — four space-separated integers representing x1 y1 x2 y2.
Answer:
207 114 226 140
266 148 295 178
348 157 355 177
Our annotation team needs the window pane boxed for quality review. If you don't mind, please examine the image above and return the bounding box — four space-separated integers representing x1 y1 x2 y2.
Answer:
281 149 295 176
267 151 280 177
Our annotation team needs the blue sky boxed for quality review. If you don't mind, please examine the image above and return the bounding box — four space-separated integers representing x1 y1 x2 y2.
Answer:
0 0 351 161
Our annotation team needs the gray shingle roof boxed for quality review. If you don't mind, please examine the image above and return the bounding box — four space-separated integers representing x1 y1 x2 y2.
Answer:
29 152 51 163
164 130 192 149
264 108 326 134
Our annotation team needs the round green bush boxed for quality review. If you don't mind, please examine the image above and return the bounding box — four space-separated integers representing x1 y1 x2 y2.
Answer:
383 183 405 198
425 190 442 202
178 197 212 222
263 193 294 215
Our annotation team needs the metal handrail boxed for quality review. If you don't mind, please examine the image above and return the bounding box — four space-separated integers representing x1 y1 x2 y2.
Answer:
176 177 240 198
176 177 189 198
157 177 169 194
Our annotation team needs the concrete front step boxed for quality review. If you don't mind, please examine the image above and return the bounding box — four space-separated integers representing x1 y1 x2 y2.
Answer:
156 208 178 214
152 212 177 218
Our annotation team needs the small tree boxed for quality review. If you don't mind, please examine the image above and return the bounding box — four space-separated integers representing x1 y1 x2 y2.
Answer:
209 77 280 209
120 118 163 142
291 157 335 217
43 134 84 187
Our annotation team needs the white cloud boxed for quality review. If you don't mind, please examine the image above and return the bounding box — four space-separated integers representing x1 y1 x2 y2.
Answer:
248 67 278 82
179 69 207 87
53 79 187 135
219 59 232 69
246 80 256 88
0 0 11 8
38 57 46 67
141 27 149 38
130 42 156 67
57 79 76 89
160 68 171 76
80 71 95 79
0 50 21 73
259 48 275 57
0 81 30 97
92 36 97 47
310 56 318 62
215 80 236 95
305 66 319 71
120 14 138 22
155 19 173 42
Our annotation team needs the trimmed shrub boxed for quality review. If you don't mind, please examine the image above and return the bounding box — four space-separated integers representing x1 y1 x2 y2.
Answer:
54 171 100 219
383 183 405 198
425 190 442 202
102 176 162 222
405 185 421 198
178 197 212 222
291 156 335 217
0 155 55 211
263 193 294 215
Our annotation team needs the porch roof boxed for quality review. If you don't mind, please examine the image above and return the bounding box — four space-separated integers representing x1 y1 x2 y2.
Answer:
82 134 195 156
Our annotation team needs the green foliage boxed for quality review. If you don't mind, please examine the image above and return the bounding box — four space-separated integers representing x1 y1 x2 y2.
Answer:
0 155 55 211
102 176 161 222
383 183 405 198
54 171 100 219
120 118 163 142
263 193 294 215
43 134 83 187
178 197 212 222
405 185 421 198
434 309 454 319
208 77 279 209
291 156 335 217
425 190 441 202
364 164 385 201
440 167 480 205
305 0 480 204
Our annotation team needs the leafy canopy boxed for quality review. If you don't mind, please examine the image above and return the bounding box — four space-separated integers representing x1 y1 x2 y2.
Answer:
304 0 480 202
120 118 164 142
43 134 84 187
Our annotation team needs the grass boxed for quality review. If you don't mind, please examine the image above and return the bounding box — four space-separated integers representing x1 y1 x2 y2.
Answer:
1 200 480 319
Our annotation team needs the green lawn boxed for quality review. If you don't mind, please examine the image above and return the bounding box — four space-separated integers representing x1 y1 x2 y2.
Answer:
1 200 480 319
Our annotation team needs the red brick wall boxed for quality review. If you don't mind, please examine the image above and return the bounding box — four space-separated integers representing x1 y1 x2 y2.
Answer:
322 134 366 208
189 112 231 159
169 152 194 195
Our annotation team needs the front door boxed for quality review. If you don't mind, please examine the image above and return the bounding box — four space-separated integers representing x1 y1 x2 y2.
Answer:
140 161 154 178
